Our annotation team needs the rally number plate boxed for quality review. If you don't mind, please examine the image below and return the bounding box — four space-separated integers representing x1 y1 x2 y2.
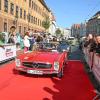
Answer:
27 70 43 75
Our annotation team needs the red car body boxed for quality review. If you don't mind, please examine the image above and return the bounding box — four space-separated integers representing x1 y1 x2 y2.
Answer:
15 51 67 78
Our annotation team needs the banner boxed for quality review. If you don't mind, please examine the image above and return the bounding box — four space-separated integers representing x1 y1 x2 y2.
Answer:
0 44 16 62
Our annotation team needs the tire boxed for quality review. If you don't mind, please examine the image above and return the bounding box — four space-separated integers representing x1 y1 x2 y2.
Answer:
57 67 64 78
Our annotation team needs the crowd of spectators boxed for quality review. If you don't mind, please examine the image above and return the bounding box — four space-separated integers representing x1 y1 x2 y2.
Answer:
83 34 100 55
0 26 58 53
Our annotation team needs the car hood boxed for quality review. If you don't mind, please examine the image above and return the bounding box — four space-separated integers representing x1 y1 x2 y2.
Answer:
18 51 61 63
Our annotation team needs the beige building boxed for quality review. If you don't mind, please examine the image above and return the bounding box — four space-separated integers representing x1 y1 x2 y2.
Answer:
0 0 50 34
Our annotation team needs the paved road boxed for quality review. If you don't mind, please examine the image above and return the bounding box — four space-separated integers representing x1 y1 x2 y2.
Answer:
68 45 84 61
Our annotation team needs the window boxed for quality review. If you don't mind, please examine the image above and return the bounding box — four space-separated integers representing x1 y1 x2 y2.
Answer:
0 0 1 10
40 20 42 26
29 0 31 8
27 13 30 22
33 17 35 24
20 8 22 18
4 22 7 32
19 26 21 33
24 27 26 33
10 3 14 15
16 6 19 18
36 18 37 25
34 17 36 24
31 16 33 23
38 19 39 26
4 0 8 12
34 3 36 11
35 5 37 12
24 10 26 20
32 1 34 9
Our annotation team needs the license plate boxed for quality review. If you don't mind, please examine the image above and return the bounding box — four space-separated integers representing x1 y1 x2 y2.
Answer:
27 70 43 75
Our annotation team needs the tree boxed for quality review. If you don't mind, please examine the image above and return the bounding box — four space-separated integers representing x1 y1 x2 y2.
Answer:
55 28 61 36
42 17 50 32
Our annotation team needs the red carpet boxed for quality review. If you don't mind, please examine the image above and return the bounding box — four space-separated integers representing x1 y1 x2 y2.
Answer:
0 60 96 100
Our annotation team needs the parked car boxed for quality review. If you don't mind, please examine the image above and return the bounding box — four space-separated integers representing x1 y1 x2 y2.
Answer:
15 50 67 78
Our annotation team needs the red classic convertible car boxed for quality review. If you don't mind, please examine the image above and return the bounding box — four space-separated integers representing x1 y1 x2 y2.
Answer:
15 50 67 78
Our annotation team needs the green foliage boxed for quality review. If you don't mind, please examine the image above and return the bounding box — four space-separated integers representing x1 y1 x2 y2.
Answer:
42 17 50 31
55 28 61 36
0 33 5 43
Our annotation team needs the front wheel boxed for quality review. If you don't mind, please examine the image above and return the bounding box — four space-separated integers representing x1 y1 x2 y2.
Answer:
57 67 64 78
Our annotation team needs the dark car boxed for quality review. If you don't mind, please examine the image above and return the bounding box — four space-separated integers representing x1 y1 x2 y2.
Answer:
57 40 71 53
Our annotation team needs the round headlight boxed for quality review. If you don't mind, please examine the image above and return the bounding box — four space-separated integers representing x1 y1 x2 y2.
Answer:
54 62 59 71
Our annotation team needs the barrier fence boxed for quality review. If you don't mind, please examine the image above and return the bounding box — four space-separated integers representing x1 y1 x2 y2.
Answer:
83 47 100 83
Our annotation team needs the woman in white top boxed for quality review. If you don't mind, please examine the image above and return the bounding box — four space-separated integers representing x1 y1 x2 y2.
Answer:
24 32 30 53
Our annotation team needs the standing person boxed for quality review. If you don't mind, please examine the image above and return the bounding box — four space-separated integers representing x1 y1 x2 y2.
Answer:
8 26 17 44
8 34 15 44
43 34 47 43
23 32 30 53
95 34 100 54
29 34 35 51
84 34 94 48
83 34 96 71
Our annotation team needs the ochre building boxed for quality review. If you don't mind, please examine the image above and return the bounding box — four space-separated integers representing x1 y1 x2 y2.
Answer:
0 0 50 34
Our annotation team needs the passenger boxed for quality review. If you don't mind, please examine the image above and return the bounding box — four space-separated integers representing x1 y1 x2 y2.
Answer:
29 34 35 51
36 35 42 43
43 34 47 43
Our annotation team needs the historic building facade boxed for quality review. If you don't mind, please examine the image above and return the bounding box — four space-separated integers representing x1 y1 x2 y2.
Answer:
0 0 50 34
86 11 100 35
80 23 86 37
49 12 56 36
71 24 80 37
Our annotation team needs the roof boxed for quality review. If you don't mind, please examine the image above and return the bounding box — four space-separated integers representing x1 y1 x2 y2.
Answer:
94 11 100 16
88 11 100 21
39 0 50 12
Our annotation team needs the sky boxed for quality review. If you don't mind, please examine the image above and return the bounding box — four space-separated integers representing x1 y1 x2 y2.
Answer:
45 0 100 28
